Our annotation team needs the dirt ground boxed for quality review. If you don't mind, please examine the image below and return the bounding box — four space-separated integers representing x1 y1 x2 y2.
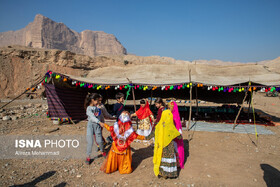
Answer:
0 93 280 187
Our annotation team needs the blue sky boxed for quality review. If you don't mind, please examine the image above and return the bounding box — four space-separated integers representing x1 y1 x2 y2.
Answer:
0 0 279 62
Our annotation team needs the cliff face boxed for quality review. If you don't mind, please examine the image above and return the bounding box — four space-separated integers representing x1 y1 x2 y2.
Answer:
0 46 123 98
0 14 127 57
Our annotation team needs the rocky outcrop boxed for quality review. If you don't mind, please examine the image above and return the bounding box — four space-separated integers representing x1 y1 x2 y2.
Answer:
0 14 127 57
0 46 119 98
0 45 279 99
0 45 189 98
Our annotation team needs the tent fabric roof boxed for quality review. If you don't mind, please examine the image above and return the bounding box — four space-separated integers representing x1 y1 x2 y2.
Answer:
63 64 280 86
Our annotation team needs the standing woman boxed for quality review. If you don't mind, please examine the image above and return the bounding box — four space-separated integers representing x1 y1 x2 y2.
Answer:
154 98 166 129
168 101 185 169
145 109 182 178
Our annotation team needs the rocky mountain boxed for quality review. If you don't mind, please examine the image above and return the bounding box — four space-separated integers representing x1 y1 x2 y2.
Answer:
0 45 279 99
0 14 127 57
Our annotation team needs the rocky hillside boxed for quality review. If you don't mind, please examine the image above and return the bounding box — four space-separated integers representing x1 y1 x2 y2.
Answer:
0 45 190 99
0 46 120 98
0 45 279 99
257 57 280 73
0 14 127 57
0 46 180 98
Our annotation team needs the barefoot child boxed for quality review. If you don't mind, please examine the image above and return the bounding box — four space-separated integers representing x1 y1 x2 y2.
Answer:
131 99 154 137
100 111 144 174
84 93 106 165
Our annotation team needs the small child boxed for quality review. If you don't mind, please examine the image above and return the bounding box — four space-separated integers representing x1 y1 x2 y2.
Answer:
104 92 125 145
98 94 115 123
113 92 125 120
131 99 154 137
96 94 115 150
84 93 106 165
100 111 144 174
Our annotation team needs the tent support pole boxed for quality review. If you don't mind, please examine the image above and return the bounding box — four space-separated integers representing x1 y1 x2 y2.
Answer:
0 76 45 110
247 94 251 120
69 118 76 125
196 85 198 116
150 89 153 106
233 91 248 130
105 90 110 105
187 69 192 131
132 86 137 113
127 78 138 129
132 86 139 129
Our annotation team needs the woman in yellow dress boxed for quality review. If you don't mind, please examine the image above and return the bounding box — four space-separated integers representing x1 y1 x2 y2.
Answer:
145 108 182 178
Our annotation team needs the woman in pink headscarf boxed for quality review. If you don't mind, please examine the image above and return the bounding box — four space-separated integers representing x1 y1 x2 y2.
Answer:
167 101 185 169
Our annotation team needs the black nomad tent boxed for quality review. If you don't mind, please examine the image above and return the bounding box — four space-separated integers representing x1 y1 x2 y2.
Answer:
43 64 280 125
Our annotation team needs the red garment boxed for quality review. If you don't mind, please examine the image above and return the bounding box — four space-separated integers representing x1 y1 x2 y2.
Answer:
135 101 153 120
108 120 137 152
101 122 145 174
155 107 164 125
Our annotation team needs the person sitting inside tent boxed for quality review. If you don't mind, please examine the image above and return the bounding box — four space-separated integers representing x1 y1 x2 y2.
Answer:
169 101 185 170
100 111 144 174
131 99 154 137
145 108 182 178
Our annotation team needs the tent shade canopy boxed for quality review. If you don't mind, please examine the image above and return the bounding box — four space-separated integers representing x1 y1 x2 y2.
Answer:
43 64 280 120
63 64 280 86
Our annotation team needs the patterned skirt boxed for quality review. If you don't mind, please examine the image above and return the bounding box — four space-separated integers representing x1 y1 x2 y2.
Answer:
159 141 179 178
136 118 152 137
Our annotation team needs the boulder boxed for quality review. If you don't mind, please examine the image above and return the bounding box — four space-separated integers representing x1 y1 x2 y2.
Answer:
2 116 11 121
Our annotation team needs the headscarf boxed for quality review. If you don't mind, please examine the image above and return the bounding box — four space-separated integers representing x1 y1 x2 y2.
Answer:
153 109 181 176
135 100 153 120
110 111 137 152
170 101 185 169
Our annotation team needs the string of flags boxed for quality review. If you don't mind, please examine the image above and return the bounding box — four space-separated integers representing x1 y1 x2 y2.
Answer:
46 112 71 123
42 70 280 93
